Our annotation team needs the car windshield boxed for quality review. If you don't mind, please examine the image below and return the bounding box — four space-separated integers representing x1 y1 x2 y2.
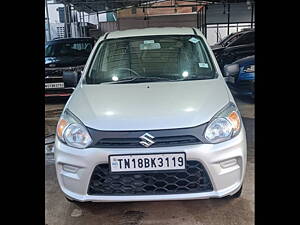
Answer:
45 40 93 57
220 33 242 47
217 33 234 45
85 35 216 84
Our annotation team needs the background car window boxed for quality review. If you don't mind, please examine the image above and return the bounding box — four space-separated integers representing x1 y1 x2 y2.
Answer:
72 43 93 54
228 32 254 47
223 33 242 47
45 41 93 57
217 33 233 45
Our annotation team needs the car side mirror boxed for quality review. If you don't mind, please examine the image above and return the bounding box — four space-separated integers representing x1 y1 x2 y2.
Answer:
223 64 239 77
63 71 82 88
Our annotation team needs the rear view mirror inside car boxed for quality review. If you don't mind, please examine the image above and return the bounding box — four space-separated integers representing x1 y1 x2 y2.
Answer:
140 43 161 50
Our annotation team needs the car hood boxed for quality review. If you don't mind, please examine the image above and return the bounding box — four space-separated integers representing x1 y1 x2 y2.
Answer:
66 79 230 131
45 56 89 68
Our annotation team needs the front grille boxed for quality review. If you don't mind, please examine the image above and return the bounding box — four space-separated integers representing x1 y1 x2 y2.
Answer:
45 66 84 81
45 88 73 95
94 135 201 148
45 76 64 84
45 69 63 77
87 160 213 196
45 69 64 84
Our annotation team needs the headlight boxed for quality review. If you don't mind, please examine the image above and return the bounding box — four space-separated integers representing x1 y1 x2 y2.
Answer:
243 64 255 73
204 102 241 144
56 109 92 149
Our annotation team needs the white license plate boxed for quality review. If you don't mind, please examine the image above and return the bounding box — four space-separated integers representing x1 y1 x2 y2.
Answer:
109 153 186 173
45 82 64 89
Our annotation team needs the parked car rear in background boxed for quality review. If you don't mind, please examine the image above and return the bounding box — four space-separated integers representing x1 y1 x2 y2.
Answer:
224 55 255 98
211 29 254 72
45 37 95 97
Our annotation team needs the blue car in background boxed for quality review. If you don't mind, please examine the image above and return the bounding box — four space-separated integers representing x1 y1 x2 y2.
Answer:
224 55 255 98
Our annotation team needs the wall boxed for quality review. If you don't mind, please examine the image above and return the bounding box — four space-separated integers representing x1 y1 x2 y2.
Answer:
206 2 255 24
46 22 65 41
117 0 202 18
89 21 119 39
118 13 197 30
205 2 255 45
74 2 255 44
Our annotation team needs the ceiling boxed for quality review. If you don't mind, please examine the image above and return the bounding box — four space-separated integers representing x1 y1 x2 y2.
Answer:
55 1 160 13
55 0 251 14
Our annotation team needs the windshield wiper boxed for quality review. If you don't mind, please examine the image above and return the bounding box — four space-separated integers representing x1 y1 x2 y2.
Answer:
177 74 214 81
181 77 212 81
105 76 175 84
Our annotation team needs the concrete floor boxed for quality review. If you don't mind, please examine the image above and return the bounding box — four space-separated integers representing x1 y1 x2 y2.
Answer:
45 94 254 225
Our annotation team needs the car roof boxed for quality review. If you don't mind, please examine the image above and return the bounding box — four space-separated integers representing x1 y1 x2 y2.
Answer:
106 27 197 39
235 29 255 35
225 29 254 40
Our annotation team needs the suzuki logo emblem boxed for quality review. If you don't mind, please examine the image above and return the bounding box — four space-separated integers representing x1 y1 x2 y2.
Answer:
139 133 155 148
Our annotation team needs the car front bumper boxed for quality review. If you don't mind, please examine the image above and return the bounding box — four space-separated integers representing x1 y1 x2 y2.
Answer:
45 87 73 97
54 126 247 202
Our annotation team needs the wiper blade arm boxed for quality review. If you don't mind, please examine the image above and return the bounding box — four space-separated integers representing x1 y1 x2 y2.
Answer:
181 77 210 81
104 76 138 84
106 76 174 84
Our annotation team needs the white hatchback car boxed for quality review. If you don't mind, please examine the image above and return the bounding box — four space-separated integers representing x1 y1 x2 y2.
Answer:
55 27 247 203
